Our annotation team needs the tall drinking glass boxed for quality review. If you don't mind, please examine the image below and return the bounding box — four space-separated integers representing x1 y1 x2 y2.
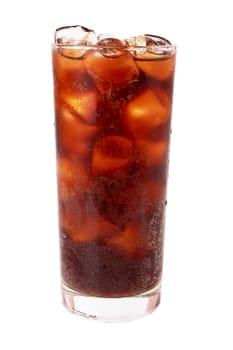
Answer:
52 25 176 322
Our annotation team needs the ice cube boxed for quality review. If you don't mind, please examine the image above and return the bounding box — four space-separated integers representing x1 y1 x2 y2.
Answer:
52 47 94 93
63 216 118 242
127 34 174 60
55 25 97 59
124 35 147 57
57 105 99 158
98 36 125 58
55 25 97 46
121 88 170 139
108 222 139 255
107 222 147 257
85 49 139 91
64 90 97 124
83 218 119 242
91 136 132 175
136 54 176 81
144 34 172 52
135 140 168 168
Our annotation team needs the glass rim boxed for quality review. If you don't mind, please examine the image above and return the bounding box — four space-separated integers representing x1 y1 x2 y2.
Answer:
53 27 176 55
52 44 176 61
53 43 176 50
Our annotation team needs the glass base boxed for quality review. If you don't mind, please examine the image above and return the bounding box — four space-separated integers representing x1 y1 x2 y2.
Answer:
61 283 161 322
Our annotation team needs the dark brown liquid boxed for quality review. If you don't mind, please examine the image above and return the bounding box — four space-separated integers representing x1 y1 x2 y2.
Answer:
53 43 175 297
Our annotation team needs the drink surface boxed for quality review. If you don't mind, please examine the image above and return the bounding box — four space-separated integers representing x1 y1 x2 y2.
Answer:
53 26 176 297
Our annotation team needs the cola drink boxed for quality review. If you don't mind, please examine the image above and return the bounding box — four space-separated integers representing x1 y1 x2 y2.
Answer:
52 26 176 321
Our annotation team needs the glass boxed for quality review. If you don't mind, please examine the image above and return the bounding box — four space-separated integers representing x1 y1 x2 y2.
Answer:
52 25 176 322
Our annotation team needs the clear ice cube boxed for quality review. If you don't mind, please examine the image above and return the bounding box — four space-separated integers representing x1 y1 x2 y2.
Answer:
124 35 147 56
55 25 97 46
55 25 97 59
98 36 125 57
144 34 171 56
125 34 172 60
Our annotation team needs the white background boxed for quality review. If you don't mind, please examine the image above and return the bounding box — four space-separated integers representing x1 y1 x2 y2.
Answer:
0 0 233 349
